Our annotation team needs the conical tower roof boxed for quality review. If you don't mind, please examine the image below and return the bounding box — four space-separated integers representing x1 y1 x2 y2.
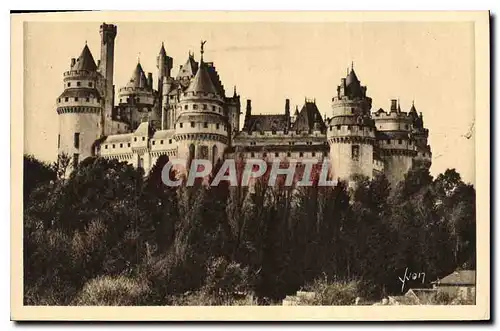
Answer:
159 42 167 57
126 62 148 89
346 68 360 86
177 53 199 78
185 61 218 95
73 44 97 71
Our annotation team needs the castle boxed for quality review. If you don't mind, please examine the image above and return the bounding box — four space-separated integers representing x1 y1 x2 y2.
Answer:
56 23 432 187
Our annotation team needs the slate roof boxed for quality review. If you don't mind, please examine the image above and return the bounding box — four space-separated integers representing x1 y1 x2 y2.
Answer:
126 63 148 89
177 54 199 78
433 270 475 286
104 133 133 144
293 102 326 132
72 44 98 72
346 68 360 86
152 130 175 139
185 62 218 95
133 121 155 137
244 114 289 132
58 87 101 99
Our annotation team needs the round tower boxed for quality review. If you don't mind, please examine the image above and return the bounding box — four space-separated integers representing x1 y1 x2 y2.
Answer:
327 66 376 184
117 62 158 130
56 44 103 172
174 42 228 169
408 102 432 168
373 99 417 188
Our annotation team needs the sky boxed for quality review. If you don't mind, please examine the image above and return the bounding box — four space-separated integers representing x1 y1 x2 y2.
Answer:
23 21 475 184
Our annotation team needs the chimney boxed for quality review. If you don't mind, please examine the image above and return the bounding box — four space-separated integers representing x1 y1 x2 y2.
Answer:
246 100 252 116
285 99 290 114
147 72 153 88
390 99 398 112
70 58 76 67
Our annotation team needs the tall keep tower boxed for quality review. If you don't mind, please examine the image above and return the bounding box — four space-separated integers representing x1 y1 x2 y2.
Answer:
99 23 117 136
174 41 229 168
57 44 103 172
327 66 376 183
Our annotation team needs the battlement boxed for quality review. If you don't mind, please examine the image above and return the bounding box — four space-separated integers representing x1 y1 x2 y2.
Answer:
100 23 117 36
180 90 223 103
64 70 100 79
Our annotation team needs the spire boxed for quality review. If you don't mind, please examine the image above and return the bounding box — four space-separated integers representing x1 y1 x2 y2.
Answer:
233 85 237 97
159 42 167 56
397 99 401 113
410 100 417 113
346 63 360 87
73 44 97 71
294 105 299 116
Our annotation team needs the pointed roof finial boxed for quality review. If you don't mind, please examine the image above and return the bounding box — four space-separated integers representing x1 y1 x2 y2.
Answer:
200 40 207 62
137 52 141 64
351 61 354 70
233 85 237 97
85 40 87 45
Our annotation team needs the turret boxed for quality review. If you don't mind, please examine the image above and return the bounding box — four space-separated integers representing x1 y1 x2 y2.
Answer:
328 66 376 183
373 100 418 188
174 41 228 168
57 43 103 174
99 23 117 136
117 62 157 130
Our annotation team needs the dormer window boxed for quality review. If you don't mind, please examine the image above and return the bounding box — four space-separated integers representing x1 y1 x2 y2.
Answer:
184 105 188 110
88 82 93 87
76 81 81 87
169 139 172 144
75 97 79 102
65 97 69 102
67 82 71 87
193 104 198 110
142 137 145 141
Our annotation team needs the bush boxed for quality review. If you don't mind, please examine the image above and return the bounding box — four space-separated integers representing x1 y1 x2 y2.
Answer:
73 276 150 306
301 277 361 305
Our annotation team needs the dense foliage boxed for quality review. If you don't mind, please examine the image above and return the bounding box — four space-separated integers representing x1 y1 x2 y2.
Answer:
23 155 476 305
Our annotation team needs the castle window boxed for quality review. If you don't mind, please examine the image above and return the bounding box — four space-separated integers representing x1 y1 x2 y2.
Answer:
387 139 391 144
263 152 267 157
112 144 115 148
191 122 195 128
212 106 216 111
299 152 304 157
120 143 123 148
398 139 402 144
136 98 140 103
128 143 130 147
73 153 79 168
169 139 172 144
204 122 208 128
65 97 69 102
329 126 332 131
275 152 279 157
216 123 220 130
405 124 409 130
287 152 291 157
312 152 316 157
347 125 351 131
152 141 155 145
58 98 61 103
134 137 137 142
184 105 188 110
88 82 93 87
74 132 80 149
352 145 360 161
272 130 277 135
180 123 183 128
251 152 255 157
193 104 198 110
105 145 108 149
142 137 145 141
336 125 341 130
86 97 90 102
75 97 79 102
203 104 207 110
77 81 81 87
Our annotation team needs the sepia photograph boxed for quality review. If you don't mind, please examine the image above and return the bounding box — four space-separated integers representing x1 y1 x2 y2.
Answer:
10 11 490 321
